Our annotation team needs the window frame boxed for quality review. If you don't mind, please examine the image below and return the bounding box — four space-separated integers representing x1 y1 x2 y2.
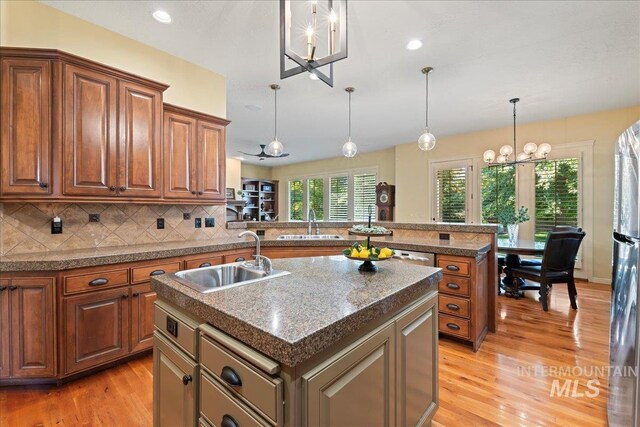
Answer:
429 159 474 223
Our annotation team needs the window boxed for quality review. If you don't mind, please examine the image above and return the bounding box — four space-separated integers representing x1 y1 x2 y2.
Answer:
329 175 349 221
435 167 467 223
481 164 516 224
308 178 324 220
289 180 304 221
534 158 580 241
353 173 377 221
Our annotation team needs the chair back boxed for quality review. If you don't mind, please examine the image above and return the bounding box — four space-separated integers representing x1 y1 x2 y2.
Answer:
553 226 582 232
541 231 586 273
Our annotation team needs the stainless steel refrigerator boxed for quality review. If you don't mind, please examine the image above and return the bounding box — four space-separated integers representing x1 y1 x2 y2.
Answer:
609 120 640 426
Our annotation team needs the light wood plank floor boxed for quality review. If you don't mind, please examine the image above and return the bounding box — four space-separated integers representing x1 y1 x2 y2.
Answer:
0 281 610 427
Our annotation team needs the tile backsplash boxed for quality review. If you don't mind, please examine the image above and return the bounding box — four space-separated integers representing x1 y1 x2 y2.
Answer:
0 203 232 256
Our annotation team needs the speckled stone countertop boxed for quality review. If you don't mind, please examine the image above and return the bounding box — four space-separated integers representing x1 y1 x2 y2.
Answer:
0 236 491 272
231 220 499 233
151 256 441 367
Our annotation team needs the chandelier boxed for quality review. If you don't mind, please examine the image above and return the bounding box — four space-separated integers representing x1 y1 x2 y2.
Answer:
483 98 551 166
279 0 348 87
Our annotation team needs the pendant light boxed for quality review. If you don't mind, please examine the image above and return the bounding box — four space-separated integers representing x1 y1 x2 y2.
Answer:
266 84 284 156
417 66 436 151
342 87 357 158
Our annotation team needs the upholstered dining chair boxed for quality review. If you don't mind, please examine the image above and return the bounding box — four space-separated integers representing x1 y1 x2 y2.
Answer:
509 230 586 311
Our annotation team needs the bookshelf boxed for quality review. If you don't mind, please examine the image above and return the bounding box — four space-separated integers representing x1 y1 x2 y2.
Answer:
241 178 279 222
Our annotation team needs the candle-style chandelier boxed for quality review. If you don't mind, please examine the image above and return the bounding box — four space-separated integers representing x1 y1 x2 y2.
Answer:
279 0 348 87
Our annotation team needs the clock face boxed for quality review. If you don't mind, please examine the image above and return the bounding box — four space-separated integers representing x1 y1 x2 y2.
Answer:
379 192 389 204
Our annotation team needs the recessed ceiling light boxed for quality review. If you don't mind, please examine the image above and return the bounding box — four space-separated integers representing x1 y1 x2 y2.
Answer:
152 10 172 24
309 72 319 81
245 104 261 112
406 39 423 50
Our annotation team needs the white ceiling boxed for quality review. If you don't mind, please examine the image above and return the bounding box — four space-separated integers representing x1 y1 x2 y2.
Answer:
42 1 640 165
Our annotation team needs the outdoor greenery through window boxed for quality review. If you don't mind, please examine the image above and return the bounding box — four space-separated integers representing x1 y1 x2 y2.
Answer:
436 168 467 223
289 180 304 221
329 176 349 221
481 165 516 237
535 158 579 241
353 173 377 221
308 178 324 220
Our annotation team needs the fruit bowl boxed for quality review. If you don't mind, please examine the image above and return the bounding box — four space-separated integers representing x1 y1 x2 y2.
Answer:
343 243 395 272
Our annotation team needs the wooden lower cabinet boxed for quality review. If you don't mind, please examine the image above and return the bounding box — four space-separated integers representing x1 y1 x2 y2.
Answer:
154 331 197 427
261 247 343 259
130 283 157 353
0 279 10 379
64 287 130 374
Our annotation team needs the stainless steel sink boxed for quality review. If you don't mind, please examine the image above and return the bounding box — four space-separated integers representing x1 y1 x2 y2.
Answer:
277 234 344 240
173 262 290 293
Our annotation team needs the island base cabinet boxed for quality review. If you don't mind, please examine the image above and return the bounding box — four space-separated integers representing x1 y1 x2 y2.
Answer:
154 331 197 427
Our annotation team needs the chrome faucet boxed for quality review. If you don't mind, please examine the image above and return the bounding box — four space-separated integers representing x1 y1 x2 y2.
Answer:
238 231 272 274
308 209 319 235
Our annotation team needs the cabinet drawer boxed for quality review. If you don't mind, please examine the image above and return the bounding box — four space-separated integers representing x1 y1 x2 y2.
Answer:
223 251 254 264
439 314 470 339
185 256 223 270
200 334 283 425
438 295 470 318
200 371 269 427
64 268 129 295
154 301 199 359
438 275 470 297
436 256 471 277
132 261 181 284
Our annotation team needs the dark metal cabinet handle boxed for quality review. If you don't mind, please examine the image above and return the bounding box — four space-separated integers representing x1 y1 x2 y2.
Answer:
89 278 109 287
121 294 128 299
191 191 197 195
446 303 460 311
8 286 17 291
149 270 165 276
109 186 116 191
446 283 460 290
446 265 460 272
220 366 242 387
119 186 126 192
199 262 212 268
132 292 140 297
221 415 238 427
39 182 48 188
182 374 192 386
446 323 461 331
0 286 7 292
235 257 245 262
197 191 203 195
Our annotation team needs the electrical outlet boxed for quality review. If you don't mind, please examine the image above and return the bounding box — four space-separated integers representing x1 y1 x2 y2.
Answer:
205 217 215 228
439 233 450 241
51 217 63 234
88 213 100 223
157 218 165 229
183 213 191 220
194 218 202 228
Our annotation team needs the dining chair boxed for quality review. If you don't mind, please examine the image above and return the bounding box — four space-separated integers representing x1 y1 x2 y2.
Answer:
509 230 586 311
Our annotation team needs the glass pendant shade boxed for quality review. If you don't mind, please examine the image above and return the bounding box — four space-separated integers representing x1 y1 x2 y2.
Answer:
267 138 284 156
537 143 552 157
496 155 507 164
523 142 538 155
516 152 529 162
342 138 357 158
499 144 513 156
483 150 496 163
418 129 436 151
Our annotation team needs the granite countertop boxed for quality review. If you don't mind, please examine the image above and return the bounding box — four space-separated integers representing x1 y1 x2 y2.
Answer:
151 256 441 367
231 220 499 234
0 236 491 271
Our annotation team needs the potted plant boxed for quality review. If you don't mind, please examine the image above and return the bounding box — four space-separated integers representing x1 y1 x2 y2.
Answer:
497 206 530 244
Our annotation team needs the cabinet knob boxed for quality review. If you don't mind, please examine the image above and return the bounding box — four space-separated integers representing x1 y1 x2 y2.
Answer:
119 186 126 192
197 191 203 195
221 415 238 427
39 182 48 189
132 292 140 297
0 286 7 292
109 186 116 191
121 294 128 299
191 191 196 195
182 374 192 386
220 366 242 387
8 286 18 291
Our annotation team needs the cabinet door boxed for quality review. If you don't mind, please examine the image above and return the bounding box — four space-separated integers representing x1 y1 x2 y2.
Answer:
64 287 129 374
0 280 9 378
0 59 52 196
63 63 118 196
303 323 395 427
196 120 225 200
154 332 197 427
131 283 157 353
9 278 56 378
118 81 162 198
396 294 438 427
163 111 197 199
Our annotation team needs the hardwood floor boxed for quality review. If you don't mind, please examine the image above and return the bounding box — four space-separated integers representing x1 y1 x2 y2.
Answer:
0 281 610 427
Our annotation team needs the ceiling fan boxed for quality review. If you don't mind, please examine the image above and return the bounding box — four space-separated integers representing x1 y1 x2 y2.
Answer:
239 144 290 161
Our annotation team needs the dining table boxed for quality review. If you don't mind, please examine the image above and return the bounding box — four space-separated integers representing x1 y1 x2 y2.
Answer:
497 239 546 297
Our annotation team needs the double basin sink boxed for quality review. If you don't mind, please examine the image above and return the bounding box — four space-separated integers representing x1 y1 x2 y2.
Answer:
276 234 344 240
173 262 290 294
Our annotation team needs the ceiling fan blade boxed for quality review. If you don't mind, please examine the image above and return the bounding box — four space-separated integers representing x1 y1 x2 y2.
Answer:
238 151 260 157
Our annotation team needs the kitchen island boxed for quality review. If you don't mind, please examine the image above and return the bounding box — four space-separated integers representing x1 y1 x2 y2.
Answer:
150 256 441 427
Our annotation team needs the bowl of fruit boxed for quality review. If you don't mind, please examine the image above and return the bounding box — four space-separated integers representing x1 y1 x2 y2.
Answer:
343 242 395 272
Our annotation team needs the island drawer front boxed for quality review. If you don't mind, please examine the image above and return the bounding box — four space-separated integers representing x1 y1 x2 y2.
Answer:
64 268 129 295
436 256 471 277
185 256 224 270
132 261 181 284
438 295 470 318
154 302 198 359
200 371 270 427
438 275 470 297
439 314 470 339
200 334 283 425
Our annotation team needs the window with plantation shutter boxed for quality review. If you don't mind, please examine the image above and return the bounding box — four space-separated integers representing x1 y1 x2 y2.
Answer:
481 165 516 225
329 175 349 221
308 178 324 220
535 158 580 240
289 180 304 221
353 173 377 221
435 167 467 223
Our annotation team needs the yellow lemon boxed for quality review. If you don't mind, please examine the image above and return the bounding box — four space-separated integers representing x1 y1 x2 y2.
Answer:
378 253 387 259
350 248 360 258
359 249 370 259
381 248 393 257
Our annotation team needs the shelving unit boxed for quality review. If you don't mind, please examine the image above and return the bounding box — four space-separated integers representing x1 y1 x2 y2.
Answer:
241 178 279 221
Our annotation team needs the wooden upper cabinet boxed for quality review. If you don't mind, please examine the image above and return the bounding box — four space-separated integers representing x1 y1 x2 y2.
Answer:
63 63 118 196
118 81 162 198
197 120 226 200
0 58 52 196
164 110 197 199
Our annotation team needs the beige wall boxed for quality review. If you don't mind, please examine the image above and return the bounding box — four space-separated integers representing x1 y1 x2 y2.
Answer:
241 163 273 180
226 159 242 199
0 0 226 117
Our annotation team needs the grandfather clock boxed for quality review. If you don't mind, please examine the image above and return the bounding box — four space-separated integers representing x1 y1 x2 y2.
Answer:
375 182 395 221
